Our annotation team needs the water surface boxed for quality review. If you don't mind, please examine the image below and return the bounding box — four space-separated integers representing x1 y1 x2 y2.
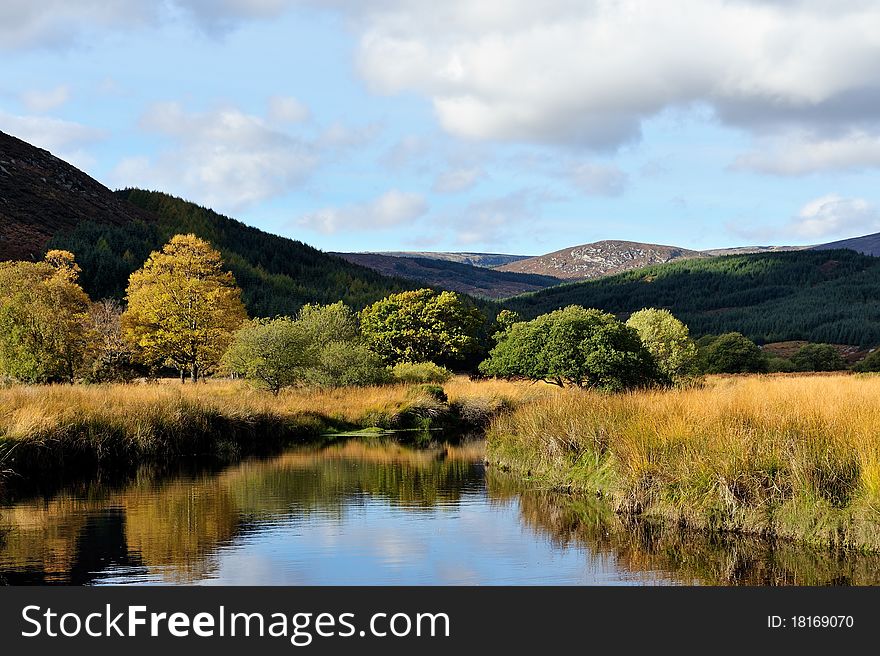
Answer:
0 438 876 585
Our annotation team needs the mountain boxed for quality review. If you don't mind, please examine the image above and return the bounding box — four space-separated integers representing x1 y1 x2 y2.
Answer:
334 252 561 299
504 250 880 347
813 232 880 257
497 240 706 280
46 189 427 317
0 130 155 260
704 245 806 256
375 251 530 268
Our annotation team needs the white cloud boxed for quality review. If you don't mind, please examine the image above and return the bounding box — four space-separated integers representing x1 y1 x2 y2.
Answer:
0 0 300 49
318 121 382 149
20 85 71 112
0 111 104 170
323 0 880 157
381 135 428 169
729 193 880 242
451 189 542 246
297 189 427 234
790 194 879 239
570 162 628 196
432 166 485 193
267 95 310 123
733 130 880 175
113 101 317 211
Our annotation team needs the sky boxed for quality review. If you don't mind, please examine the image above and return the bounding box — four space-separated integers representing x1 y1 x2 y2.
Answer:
2 0 880 256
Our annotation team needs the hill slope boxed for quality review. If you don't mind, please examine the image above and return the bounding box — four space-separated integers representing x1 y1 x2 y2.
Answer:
47 189 424 317
0 130 155 260
813 232 880 257
375 251 530 268
498 240 705 279
504 250 880 347
334 252 561 299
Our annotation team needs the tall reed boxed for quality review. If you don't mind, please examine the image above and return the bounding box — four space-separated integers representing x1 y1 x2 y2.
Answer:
488 374 880 550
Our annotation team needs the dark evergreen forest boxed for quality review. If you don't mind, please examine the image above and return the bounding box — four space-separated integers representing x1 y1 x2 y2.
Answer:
504 250 880 346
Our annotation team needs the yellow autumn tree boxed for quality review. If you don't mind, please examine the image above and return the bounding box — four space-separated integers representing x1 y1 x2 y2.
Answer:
122 234 247 382
0 250 93 383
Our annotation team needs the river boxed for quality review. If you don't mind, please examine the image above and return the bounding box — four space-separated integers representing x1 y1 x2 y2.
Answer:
1 437 877 585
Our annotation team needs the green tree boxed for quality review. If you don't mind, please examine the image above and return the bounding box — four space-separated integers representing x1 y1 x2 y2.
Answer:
791 343 846 372
123 234 247 382
854 350 880 372
360 289 485 366
699 332 767 374
626 308 697 382
479 305 659 391
222 317 311 394
0 250 93 383
306 341 390 388
224 303 389 391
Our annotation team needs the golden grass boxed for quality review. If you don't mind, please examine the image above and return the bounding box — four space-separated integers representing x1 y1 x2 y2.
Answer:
0 376 538 479
487 374 880 550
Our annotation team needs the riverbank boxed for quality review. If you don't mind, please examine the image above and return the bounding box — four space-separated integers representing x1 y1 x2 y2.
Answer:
487 374 880 551
0 377 540 482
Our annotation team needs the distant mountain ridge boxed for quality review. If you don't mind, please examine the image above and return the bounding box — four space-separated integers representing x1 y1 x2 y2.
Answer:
375 251 530 268
334 252 561 299
496 240 707 280
813 232 880 257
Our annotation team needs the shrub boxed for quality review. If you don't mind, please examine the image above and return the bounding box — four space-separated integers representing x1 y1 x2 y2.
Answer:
854 350 880 372
791 343 846 372
698 332 767 374
391 362 453 384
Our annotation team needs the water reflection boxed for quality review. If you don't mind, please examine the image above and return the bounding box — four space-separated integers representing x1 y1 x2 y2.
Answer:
487 472 880 586
1 438 877 585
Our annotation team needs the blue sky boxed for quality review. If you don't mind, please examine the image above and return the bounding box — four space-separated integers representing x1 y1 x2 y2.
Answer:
2 1 880 255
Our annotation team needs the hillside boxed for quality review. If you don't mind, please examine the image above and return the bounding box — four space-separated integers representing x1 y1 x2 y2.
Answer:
46 189 424 317
0 130 155 260
497 240 705 280
704 245 805 256
377 251 530 268
334 252 561 299
813 232 880 257
504 250 880 347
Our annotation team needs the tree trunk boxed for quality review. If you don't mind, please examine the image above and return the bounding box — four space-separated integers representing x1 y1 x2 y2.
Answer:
180 369 186 384
191 363 198 383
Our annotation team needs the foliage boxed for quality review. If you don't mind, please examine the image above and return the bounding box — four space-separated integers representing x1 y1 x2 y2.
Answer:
83 298 137 382
224 303 389 391
505 250 880 347
47 189 421 316
698 332 767 374
479 305 660 391
296 301 360 344
492 309 521 339
360 288 486 366
766 355 797 373
221 317 312 394
625 308 697 381
390 361 454 384
122 234 248 381
854 350 880 373
791 343 846 372
306 341 391 388
0 251 93 383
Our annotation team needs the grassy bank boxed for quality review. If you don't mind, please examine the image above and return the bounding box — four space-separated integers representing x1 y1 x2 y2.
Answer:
0 377 538 482
487 374 880 551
